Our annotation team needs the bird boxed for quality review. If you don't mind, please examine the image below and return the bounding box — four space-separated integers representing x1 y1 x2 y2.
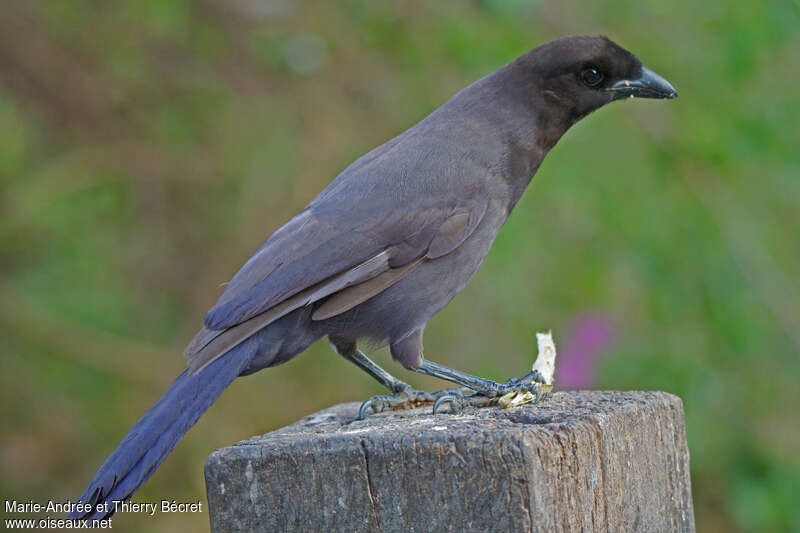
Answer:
68 34 676 523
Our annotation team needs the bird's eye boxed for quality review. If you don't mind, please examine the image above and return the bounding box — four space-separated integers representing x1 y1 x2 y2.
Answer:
580 68 604 88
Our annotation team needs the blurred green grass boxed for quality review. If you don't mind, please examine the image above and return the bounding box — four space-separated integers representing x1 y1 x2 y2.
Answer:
1 1 799 531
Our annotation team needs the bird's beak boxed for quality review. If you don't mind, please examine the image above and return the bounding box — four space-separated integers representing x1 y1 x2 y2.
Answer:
607 67 677 99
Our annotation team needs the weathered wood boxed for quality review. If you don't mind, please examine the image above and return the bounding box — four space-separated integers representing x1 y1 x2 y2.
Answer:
205 391 694 532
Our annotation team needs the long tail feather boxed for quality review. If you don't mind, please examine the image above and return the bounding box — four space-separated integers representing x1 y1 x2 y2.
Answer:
68 338 255 522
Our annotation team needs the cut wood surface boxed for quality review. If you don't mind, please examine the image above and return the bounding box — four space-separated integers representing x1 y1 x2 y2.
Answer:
205 390 695 532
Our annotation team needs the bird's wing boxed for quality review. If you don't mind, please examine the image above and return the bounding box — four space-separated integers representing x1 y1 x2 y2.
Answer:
184 191 488 374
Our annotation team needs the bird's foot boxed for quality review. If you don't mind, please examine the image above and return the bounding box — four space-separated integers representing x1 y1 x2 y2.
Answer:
358 386 469 420
433 370 547 415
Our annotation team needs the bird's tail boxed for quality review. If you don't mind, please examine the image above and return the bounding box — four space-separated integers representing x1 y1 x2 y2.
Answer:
68 337 255 523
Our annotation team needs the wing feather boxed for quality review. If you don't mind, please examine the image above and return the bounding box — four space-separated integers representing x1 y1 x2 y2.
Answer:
311 258 424 321
186 251 390 374
186 168 489 374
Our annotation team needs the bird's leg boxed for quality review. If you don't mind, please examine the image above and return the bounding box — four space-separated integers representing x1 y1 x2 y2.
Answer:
342 348 411 394
416 360 545 396
345 350 468 419
414 360 545 414
330 337 464 419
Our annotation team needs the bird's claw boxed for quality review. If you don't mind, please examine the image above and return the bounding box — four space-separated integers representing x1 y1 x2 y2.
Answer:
497 382 543 408
357 370 548 418
358 395 388 420
358 387 465 420
434 371 548 414
498 369 546 392
432 394 465 415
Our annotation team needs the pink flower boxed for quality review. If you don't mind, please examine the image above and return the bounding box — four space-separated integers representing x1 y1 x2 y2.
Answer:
556 314 615 390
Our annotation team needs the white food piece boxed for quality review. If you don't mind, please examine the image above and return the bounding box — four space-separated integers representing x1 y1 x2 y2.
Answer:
499 331 558 409
532 331 557 385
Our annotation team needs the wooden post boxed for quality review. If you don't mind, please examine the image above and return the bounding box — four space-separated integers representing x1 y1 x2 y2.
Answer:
205 391 695 532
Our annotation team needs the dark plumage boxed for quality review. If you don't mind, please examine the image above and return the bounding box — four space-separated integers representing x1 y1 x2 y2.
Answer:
69 35 676 523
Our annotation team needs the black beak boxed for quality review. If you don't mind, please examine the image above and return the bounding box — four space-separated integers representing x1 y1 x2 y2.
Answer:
607 66 677 99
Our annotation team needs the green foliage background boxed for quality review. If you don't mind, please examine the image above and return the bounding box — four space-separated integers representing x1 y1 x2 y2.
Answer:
1 1 798 531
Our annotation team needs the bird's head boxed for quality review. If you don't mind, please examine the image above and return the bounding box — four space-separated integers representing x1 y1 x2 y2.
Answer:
514 35 677 137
